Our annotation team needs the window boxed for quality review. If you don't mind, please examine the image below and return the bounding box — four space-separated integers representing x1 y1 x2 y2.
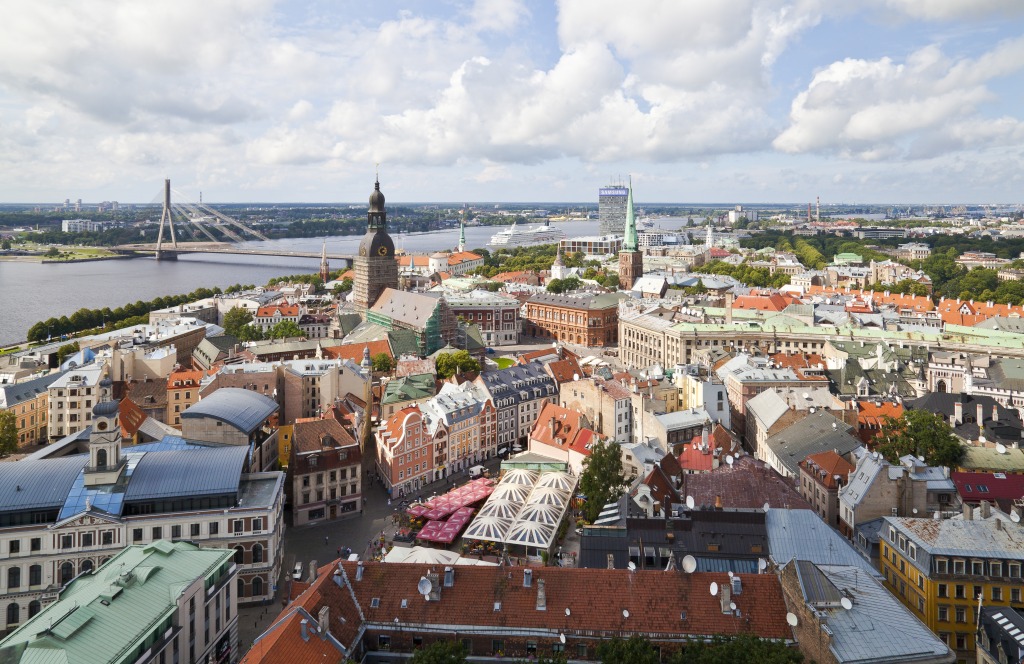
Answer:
991 561 1002 577
253 518 262 532
209 522 219 535
28 601 40 619
29 565 41 586
61 535 74 549
953 560 965 575
171 525 181 539
378 636 391 651
576 644 587 658
938 606 949 621
60 562 74 585
972 560 983 576
938 584 948 598
252 577 263 596
30 538 40 552
992 586 1002 601
1010 563 1021 578
8 541 19 555
955 584 965 599
102 531 113 545
955 607 966 623
526 642 537 655
1012 587 1021 603
132 528 143 542
252 544 264 564
955 634 967 650
191 523 201 537
492 640 504 655
6 603 18 627
233 520 243 535
81 533 92 548
7 568 21 589
152 527 162 540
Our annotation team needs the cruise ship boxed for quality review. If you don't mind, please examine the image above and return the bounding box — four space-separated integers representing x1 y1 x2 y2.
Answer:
488 222 567 248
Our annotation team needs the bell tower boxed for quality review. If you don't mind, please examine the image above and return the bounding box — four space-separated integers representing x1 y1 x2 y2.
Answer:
84 374 125 487
354 177 399 314
618 178 644 290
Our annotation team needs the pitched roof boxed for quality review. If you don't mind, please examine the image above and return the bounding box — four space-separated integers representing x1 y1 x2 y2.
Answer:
180 387 278 433
381 373 436 405
255 303 300 317
681 456 812 511
292 418 359 454
765 411 861 476
799 451 855 490
322 339 393 363
369 288 443 329
767 510 878 576
530 402 594 454
544 357 583 384
0 372 62 409
951 471 1024 504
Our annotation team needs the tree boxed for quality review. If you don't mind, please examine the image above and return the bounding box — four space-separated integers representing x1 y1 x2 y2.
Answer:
435 350 480 379
371 352 394 373
222 307 254 337
332 276 354 296
0 411 18 456
1 239 10 250
670 635 803 663
877 409 966 468
578 439 627 522
546 276 581 294
596 636 660 664
237 324 265 342
408 640 467 664
45 246 60 257
57 341 79 365
267 320 303 340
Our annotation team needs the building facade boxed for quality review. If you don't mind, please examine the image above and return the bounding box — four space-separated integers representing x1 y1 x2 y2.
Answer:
598 184 628 236
0 374 59 450
445 291 521 347
375 406 438 498
289 418 362 526
523 292 623 347
475 362 558 454
47 365 103 441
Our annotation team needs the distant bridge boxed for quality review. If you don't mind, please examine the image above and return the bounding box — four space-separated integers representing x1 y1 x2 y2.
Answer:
114 241 354 266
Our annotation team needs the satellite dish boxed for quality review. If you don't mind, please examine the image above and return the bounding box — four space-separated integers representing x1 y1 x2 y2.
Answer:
763 502 770 511
979 436 987 444
622 609 629 619
726 455 734 466
686 495 695 509
559 633 566 644
912 508 918 514
627 561 637 572
809 407 815 414
730 602 737 611
933 511 940 520
565 608 571 616
997 443 1007 454
840 597 853 610
710 582 719 596
572 373 579 381
1012 511 1021 523
728 571 734 578
417 577 431 596
758 558 768 571
682 555 697 574
786 612 799 627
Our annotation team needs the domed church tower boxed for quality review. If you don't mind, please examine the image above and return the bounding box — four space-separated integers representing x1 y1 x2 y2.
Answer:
353 178 399 313
84 373 125 487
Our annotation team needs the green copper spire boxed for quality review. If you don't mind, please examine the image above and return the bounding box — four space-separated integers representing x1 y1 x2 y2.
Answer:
458 214 467 252
622 177 638 251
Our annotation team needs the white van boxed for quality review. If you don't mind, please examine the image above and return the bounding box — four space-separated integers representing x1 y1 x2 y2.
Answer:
292 562 303 581
469 465 487 479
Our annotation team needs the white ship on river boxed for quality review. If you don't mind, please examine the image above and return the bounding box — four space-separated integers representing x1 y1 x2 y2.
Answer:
488 222 567 248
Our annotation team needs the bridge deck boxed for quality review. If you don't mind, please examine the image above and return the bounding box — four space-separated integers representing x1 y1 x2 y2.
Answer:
115 243 354 260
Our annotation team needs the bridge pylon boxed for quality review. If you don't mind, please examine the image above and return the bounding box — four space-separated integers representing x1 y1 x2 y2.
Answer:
155 178 178 261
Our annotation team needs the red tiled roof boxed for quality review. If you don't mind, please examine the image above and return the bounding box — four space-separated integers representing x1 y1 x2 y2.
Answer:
448 251 482 264
255 304 300 318
322 340 393 363
799 451 855 489
545 358 583 384
768 352 828 381
119 398 148 437
952 472 1024 503
531 402 593 454
731 293 792 312
856 401 903 444
167 369 207 389
681 456 812 510
804 286 935 313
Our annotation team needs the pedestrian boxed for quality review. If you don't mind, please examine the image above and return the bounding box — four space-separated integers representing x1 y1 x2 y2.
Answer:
387 498 391 507
324 536 328 546
337 547 341 556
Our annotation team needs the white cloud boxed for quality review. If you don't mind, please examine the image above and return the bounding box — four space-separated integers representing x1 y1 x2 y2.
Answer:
867 0 1024 21
774 37 1024 160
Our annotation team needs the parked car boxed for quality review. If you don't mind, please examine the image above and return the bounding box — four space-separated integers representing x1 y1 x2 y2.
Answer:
292 562 304 581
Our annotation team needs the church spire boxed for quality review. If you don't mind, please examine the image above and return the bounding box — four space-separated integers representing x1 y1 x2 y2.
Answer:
622 177 638 251
319 239 329 283
705 221 714 249
458 213 467 253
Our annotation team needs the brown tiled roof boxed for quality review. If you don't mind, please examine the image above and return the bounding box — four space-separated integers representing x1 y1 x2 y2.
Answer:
531 402 591 452
119 398 147 437
545 358 582 383
341 561 792 641
126 380 168 407
681 456 811 510
799 451 855 489
322 339 393 363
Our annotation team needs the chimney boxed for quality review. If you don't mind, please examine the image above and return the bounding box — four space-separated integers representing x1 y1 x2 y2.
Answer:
317 607 330 639
977 403 984 426
550 416 557 442
536 578 547 611
300 618 309 642
607 554 616 569
963 503 973 521
996 518 1003 531
701 425 709 449
355 561 364 581
981 500 992 519
524 568 533 588
715 495 723 510
993 404 999 423
720 583 732 614
954 401 963 426
731 576 742 595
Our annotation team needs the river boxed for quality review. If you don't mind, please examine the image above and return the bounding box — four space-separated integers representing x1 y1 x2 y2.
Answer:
0 219 602 345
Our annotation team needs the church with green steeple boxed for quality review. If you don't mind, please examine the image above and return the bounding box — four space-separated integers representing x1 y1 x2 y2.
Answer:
618 179 643 289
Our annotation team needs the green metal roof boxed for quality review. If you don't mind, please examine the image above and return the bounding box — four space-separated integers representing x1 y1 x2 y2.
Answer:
0 542 234 664
381 373 436 405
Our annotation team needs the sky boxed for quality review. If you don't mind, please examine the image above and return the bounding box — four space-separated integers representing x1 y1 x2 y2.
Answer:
1 0 1023 205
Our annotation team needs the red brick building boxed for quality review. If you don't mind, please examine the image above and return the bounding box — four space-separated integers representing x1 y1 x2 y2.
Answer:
523 292 624 347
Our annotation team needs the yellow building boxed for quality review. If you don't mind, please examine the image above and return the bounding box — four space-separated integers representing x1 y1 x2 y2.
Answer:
0 373 59 450
880 503 1024 664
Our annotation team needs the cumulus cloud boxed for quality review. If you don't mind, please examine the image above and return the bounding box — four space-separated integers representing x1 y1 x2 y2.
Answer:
774 37 1024 160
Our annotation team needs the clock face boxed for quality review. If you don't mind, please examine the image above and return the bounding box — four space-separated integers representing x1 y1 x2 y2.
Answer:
359 247 367 256
378 245 389 256
97 421 108 431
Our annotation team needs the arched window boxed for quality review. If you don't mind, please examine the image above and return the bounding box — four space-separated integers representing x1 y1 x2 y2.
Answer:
937 380 947 393
252 544 263 564
60 562 74 585
237 578 246 599
28 601 41 618
251 576 263 597
96 448 107 469
28 565 41 587
7 567 20 589
233 546 244 565
6 603 18 627
81 560 94 573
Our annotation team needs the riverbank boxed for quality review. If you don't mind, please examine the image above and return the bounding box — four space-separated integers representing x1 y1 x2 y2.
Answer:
0 245 126 263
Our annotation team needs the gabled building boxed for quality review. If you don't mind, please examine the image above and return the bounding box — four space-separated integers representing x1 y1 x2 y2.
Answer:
798 450 855 527
474 362 558 454
0 373 61 450
254 303 304 333
366 289 457 356
46 364 103 441
289 417 361 525
166 369 208 427
420 381 496 475
379 373 436 420
559 376 633 444
528 402 597 475
375 406 438 498
760 410 861 479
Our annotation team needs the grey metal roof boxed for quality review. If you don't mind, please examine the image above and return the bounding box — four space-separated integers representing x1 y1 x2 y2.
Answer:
800 562 955 664
765 411 861 476
766 508 878 577
180 387 278 433
795 559 844 606
124 446 248 501
886 515 1024 559
0 372 63 409
0 456 87 514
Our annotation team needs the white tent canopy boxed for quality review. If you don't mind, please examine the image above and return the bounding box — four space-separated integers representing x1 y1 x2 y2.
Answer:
506 520 556 548
478 499 520 519
463 515 513 543
499 469 539 487
535 471 575 492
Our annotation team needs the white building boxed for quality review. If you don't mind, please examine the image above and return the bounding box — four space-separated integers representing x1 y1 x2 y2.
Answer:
47 364 104 441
